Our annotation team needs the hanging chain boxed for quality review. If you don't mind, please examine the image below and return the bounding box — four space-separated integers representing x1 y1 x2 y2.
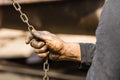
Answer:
11 0 34 32
11 0 49 80
43 56 49 80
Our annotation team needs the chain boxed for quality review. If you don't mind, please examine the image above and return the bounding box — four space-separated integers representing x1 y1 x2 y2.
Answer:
43 56 49 80
11 0 34 32
11 0 49 80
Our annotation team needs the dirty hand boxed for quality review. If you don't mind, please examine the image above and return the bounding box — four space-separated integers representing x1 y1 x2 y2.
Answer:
25 29 65 60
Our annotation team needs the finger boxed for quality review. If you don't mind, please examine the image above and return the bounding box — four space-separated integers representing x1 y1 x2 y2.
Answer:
30 39 45 49
38 52 49 58
49 53 60 60
25 32 33 44
34 45 48 53
31 29 47 41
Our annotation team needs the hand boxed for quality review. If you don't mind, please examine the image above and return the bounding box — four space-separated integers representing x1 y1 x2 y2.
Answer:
25 29 81 61
25 29 65 60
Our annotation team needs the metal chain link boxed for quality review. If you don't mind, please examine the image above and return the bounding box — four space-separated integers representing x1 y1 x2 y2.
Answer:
43 56 49 80
11 0 49 80
12 0 34 32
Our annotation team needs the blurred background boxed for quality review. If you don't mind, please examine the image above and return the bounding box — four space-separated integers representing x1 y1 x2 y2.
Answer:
0 0 105 80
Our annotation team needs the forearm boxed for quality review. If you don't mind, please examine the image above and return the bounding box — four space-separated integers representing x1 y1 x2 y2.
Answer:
59 42 81 62
58 42 96 64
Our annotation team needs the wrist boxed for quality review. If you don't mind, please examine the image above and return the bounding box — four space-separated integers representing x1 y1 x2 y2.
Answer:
59 42 81 62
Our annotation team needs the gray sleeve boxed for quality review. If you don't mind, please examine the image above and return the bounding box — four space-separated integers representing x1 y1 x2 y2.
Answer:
80 43 96 66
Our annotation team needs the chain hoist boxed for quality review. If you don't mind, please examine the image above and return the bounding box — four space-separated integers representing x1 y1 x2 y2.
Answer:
11 0 49 80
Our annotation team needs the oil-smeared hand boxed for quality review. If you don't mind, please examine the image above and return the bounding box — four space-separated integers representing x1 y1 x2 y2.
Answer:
25 29 81 62
25 29 65 60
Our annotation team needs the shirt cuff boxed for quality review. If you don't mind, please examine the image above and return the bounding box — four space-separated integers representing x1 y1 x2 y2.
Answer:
80 43 96 66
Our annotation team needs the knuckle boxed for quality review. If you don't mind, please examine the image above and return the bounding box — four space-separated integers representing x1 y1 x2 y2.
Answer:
38 54 47 58
49 54 57 60
34 46 47 53
30 39 34 44
40 45 48 52
34 49 40 53
42 31 50 34
46 36 53 41
38 42 45 47
30 41 34 47
41 46 47 51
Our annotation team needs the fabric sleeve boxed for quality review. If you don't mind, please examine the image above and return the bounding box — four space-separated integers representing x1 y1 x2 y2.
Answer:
86 0 120 80
80 43 96 66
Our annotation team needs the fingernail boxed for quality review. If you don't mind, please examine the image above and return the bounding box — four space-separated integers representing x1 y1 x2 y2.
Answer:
25 41 28 44
25 39 29 44
42 42 45 45
32 29 36 32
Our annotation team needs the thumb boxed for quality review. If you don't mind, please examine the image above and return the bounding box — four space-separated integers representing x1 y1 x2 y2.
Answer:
31 29 46 41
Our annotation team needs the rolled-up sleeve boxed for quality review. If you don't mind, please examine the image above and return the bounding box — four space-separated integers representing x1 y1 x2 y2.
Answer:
80 43 96 66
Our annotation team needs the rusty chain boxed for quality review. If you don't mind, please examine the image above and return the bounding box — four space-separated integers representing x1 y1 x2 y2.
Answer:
43 57 49 80
11 0 49 80
11 0 34 32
